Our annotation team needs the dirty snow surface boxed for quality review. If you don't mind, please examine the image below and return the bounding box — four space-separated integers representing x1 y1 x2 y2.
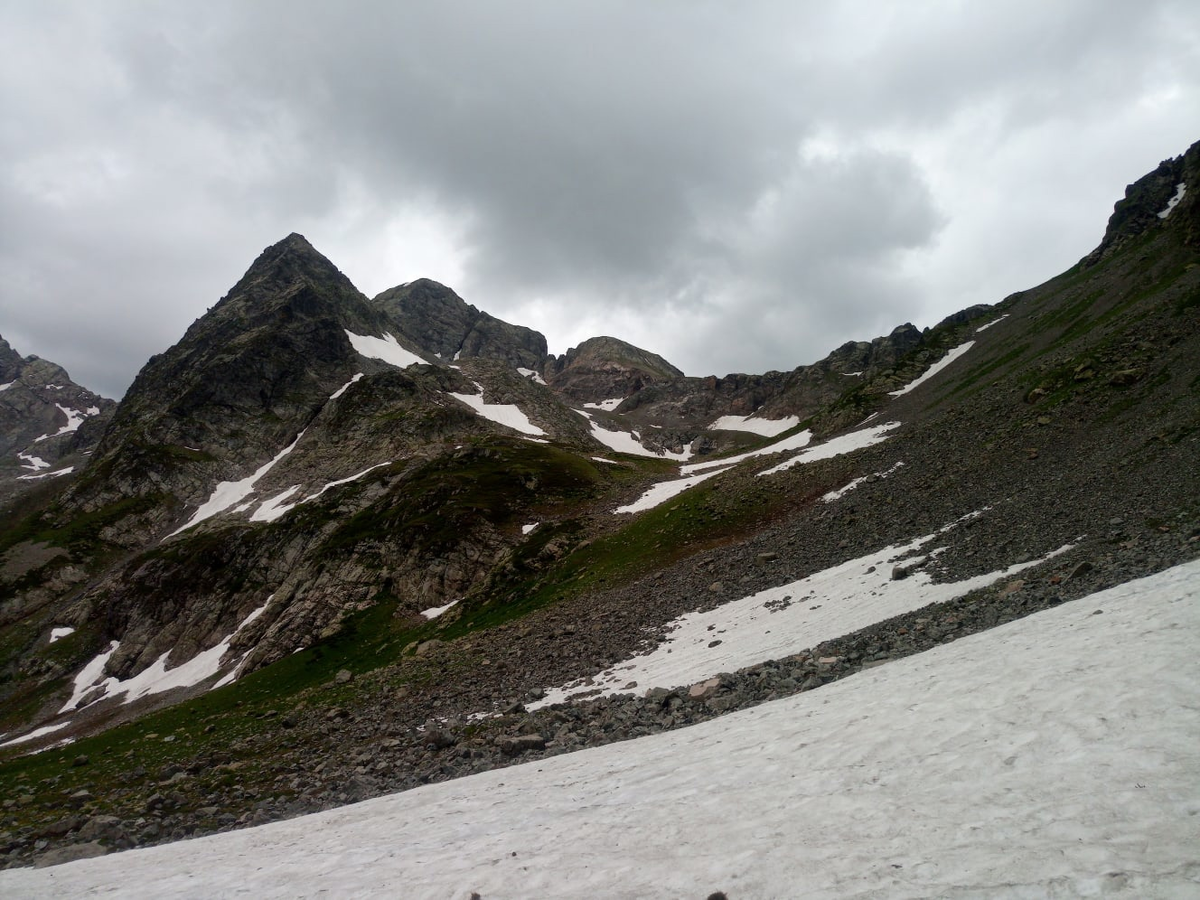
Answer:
5 560 1197 899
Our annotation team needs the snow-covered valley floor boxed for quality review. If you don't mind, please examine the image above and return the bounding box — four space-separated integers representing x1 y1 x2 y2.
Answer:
3 559 1197 898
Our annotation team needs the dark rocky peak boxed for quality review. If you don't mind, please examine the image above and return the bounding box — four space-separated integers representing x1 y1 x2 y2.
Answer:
0 334 115 505
1083 138 1200 266
75 237 427 525
545 336 684 404
373 278 548 371
823 323 923 374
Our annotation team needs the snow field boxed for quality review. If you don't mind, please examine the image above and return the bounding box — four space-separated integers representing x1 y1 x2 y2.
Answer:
6 559 1197 898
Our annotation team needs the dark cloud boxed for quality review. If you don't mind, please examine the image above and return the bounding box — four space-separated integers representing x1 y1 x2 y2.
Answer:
1 1 1197 397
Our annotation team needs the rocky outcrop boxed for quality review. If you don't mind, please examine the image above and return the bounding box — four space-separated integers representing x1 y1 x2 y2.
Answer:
1083 138 1200 265
0 335 115 506
373 279 547 371
545 336 683 404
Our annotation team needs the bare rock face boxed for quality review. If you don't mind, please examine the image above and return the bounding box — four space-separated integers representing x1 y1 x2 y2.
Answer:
373 279 547 371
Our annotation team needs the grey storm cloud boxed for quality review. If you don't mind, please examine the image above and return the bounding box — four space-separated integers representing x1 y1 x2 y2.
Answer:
1 0 1198 398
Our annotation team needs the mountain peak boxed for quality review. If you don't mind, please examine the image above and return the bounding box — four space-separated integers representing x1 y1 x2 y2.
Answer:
373 279 548 369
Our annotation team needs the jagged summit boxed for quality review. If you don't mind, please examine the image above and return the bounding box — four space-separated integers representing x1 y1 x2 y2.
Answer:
546 335 684 403
373 278 547 370
1084 138 1200 265
0 333 115 504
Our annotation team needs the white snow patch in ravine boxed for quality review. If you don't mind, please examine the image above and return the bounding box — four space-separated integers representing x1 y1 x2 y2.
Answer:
757 421 900 477
974 314 1009 333
31 403 92 442
167 431 305 537
821 460 905 502
579 411 691 460
521 523 539 535
681 428 812 474
17 466 74 481
583 398 624 412
304 462 392 503
58 601 274 711
49 626 75 644
889 341 975 397
420 600 459 621
614 467 730 514
7 560 1197 898
1157 181 1186 218
329 372 364 400
16 450 50 471
250 486 302 523
344 330 425 369
449 383 546 436
534 518 1072 706
0 381 14 391
0 720 73 748
516 367 547 385
707 414 799 437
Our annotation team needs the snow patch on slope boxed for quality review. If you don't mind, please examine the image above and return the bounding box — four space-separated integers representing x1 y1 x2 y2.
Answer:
708 414 799 437
682 429 812 474
449 383 546 436
57 600 275 713
344 331 425 369
583 398 624 412
758 421 900 476
579 410 691 460
516 367 547 385
534 516 1071 705
821 461 905 502
888 341 975 397
329 373 364 400
1157 181 1186 218
168 431 305 537
615 467 730 514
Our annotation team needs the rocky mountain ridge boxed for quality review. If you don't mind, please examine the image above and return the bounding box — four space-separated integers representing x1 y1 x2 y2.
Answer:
0 138 1197 870
0 337 115 508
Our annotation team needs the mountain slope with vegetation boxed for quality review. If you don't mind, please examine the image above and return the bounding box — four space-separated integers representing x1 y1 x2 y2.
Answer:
0 140 1197 870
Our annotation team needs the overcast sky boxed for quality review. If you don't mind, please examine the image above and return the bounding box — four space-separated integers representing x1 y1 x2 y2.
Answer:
2 1 1197 399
